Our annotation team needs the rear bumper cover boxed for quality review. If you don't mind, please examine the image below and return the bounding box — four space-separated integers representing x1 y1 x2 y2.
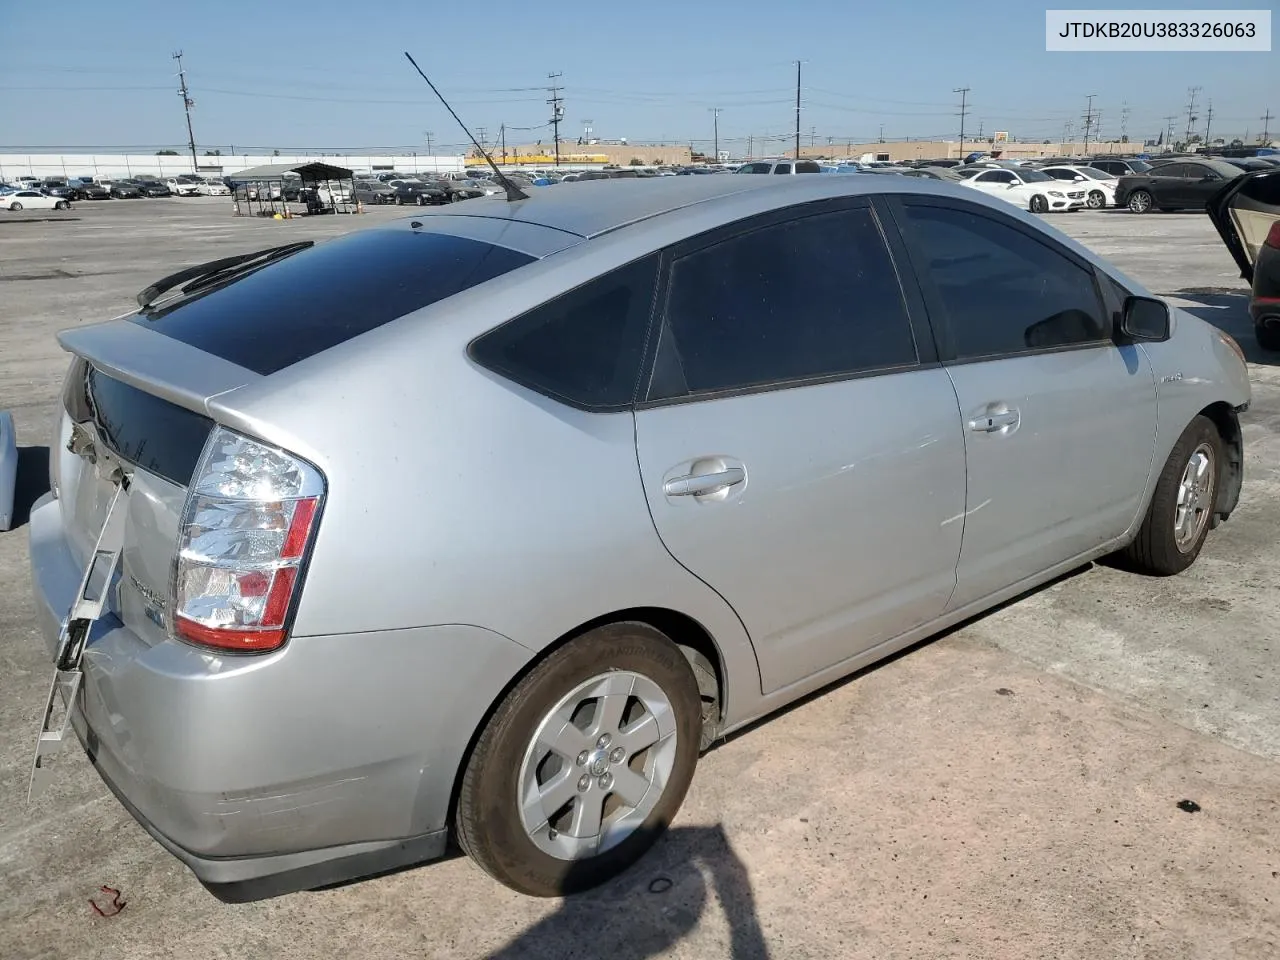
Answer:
28 493 533 897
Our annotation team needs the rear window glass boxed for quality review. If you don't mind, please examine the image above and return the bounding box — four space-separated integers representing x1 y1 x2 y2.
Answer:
132 229 535 375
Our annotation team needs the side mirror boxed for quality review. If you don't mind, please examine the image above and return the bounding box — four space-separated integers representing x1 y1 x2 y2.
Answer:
1120 295 1170 342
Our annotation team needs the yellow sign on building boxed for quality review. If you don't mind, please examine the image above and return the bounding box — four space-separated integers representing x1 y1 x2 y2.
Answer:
993 131 1009 143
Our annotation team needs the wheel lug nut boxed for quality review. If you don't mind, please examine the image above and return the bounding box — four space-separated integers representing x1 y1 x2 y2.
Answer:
577 775 590 792
609 747 625 764
596 734 611 748
599 772 613 790
576 750 589 766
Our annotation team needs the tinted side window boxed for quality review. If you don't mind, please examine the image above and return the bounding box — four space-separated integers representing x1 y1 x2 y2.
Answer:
795 161 822 173
1156 164 1186 178
654 206 917 398
772 164 791 175
902 204 1107 360
470 255 658 410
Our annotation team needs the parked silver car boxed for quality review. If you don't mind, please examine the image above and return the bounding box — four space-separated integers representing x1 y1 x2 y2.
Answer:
27 175 1249 902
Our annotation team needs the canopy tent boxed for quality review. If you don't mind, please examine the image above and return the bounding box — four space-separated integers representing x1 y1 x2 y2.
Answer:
228 161 356 216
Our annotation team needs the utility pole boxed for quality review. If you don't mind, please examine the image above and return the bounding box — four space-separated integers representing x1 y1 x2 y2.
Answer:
747 134 753 159
1082 94 1097 153
547 72 564 166
476 126 488 151
1203 102 1214 146
710 107 721 161
793 60 802 160
977 119 983 142
499 123 506 163
878 122 884 143
172 52 198 174
810 125 817 146
1261 107 1273 144
1184 86 1201 146
954 86 970 158
425 131 435 173
1162 114 1177 148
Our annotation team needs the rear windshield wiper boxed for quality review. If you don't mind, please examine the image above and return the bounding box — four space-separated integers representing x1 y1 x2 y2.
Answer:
135 240 314 311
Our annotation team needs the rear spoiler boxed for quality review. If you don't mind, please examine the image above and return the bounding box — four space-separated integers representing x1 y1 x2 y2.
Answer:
57 319 261 417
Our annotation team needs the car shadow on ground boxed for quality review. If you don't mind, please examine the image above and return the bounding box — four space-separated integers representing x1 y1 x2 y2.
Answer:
7 446 50 530
1171 288 1275 366
485 823 770 960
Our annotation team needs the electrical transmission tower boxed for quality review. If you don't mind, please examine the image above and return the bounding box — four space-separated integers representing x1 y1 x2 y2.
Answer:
1184 86 1201 146
1081 94 1097 152
547 73 564 166
1120 101 1130 142
172 52 198 173
954 86 970 157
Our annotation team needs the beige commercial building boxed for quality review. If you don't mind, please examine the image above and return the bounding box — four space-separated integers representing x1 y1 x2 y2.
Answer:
477 143 692 167
792 140 1142 162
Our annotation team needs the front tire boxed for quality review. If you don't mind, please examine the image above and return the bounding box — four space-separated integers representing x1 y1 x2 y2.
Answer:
1029 195 1048 214
55 200 69 210
1087 190 1106 209
456 622 702 897
1127 190 1153 213
1119 416 1222 575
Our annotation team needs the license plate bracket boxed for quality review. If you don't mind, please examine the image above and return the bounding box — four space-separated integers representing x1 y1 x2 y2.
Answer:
28 485 128 801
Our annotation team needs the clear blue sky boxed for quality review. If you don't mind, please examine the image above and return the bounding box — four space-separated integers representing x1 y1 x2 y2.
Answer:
1 0 1275 153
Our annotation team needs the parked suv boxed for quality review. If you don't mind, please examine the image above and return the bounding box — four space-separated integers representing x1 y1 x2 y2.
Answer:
27 176 1249 905
735 160 823 174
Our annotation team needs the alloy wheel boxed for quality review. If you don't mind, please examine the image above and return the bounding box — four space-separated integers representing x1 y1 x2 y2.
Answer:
517 671 678 861
1173 442 1216 553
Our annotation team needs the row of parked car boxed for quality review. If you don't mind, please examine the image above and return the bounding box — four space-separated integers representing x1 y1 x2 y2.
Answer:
0 173 232 209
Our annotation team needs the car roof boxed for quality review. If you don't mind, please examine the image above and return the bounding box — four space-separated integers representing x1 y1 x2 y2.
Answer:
409 174 927 239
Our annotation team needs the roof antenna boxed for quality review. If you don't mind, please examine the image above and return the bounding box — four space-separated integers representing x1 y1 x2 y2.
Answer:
404 51 529 202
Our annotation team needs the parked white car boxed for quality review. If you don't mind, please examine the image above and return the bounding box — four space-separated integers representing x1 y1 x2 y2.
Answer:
1039 165 1119 209
165 176 203 197
198 178 231 196
2 190 72 211
960 166 1085 213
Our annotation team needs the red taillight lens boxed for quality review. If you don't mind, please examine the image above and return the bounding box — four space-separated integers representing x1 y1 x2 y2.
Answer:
1265 220 1280 250
172 427 324 653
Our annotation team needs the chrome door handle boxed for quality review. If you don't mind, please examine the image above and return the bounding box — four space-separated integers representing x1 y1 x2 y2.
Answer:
664 467 745 497
967 411 1020 433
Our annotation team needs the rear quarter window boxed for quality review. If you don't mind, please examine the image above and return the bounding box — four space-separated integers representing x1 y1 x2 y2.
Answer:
469 255 659 410
132 229 534 375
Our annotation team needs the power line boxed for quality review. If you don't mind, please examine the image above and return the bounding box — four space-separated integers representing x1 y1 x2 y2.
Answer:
172 52 198 174
794 61 802 160
547 72 564 166
954 86 970 158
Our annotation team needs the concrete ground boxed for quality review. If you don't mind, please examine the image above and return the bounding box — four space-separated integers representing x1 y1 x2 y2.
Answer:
0 198 1276 960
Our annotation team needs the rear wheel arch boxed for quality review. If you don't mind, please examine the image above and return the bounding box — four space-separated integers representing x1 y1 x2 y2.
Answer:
445 606 728 832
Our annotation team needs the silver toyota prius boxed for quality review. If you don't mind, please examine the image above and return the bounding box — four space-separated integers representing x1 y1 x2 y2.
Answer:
27 174 1250 901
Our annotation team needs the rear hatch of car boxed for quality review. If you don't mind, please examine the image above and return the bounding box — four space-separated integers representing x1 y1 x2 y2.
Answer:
45 222 546 649
1208 169 1280 281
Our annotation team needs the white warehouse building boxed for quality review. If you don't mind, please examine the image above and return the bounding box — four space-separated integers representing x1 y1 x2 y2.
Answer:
0 153 467 181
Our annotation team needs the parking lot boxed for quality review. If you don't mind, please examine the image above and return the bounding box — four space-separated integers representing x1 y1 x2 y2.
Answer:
1 196 1277 960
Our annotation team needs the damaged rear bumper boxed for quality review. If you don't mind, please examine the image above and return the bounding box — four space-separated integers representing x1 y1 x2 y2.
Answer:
28 493 534 900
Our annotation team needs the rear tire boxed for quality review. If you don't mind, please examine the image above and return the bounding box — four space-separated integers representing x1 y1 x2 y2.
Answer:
455 622 702 897
10 202 22 211
55 201 69 210
1257 321 1280 352
1127 190 1153 213
1118 415 1222 575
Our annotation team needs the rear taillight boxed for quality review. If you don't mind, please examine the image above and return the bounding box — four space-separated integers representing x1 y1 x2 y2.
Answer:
1266 220 1280 250
172 426 324 652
